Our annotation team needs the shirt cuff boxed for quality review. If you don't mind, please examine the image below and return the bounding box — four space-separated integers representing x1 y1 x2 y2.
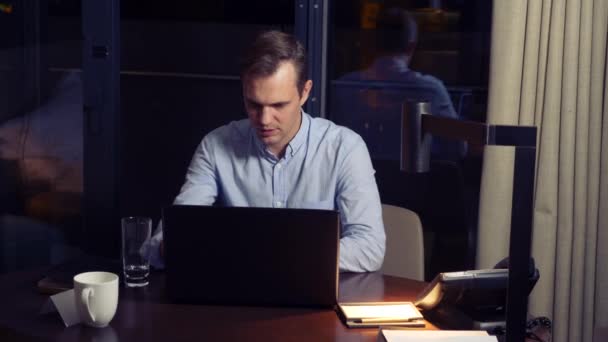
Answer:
143 221 165 269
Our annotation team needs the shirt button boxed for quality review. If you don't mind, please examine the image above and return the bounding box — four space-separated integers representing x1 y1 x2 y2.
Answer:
276 201 282 207
276 163 282 169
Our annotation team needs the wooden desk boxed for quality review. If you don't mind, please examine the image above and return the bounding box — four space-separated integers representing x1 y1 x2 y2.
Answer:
0 270 436 341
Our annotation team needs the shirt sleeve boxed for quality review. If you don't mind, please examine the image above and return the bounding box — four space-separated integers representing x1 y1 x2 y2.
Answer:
335 134 386 272
144 136 219 269
173 137 219 206
145 220 165 269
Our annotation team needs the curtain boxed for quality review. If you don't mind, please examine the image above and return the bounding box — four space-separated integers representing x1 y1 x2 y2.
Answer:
477 1 608 341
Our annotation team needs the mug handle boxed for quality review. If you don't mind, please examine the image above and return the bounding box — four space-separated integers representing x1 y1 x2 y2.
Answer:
81 287 96 322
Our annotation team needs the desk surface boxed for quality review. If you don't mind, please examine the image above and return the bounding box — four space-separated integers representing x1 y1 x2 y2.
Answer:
0 270 436 341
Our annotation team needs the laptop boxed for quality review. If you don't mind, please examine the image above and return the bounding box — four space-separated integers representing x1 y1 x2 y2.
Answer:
162 205 340 308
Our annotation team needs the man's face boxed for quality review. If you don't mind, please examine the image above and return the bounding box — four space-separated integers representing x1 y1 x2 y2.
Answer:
243 61 312 157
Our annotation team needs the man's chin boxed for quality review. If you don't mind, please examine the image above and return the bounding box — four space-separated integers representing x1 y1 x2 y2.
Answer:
260 136 282 149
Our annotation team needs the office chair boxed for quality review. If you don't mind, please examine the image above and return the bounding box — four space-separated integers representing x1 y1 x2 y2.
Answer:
380 204 424 281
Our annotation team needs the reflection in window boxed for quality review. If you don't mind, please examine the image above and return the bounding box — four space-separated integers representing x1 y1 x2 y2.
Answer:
0 1 83 273
331 2 470 162
329 0 491 279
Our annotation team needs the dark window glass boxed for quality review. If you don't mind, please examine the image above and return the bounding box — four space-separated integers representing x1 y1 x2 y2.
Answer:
0 0 83 273
119 0 295 220
329 0 490 278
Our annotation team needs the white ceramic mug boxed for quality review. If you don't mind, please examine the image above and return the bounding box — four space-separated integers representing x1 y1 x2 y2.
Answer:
73 272 119 328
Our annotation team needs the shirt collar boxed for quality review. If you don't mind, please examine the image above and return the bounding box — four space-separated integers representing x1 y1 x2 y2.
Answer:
286 110 309 158
368 55 411 77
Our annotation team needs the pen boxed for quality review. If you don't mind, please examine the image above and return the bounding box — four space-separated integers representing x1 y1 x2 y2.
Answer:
378 322 427 328
353 317 424 324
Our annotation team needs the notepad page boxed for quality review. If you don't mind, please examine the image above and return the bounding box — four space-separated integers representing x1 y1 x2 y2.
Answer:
340 303 421 320
382 330 497 342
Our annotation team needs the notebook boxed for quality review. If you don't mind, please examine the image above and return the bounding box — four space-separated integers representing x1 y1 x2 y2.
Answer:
337 302 425 328
162 205 340 308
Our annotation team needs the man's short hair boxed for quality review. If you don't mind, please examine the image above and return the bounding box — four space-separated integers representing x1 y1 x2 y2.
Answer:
375 8 418 56
240 30 308 94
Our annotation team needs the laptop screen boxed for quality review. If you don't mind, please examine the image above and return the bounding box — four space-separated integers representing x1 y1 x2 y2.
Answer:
162 205 340 308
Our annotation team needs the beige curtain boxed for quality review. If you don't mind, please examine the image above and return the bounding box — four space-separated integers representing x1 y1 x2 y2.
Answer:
477 1 608 341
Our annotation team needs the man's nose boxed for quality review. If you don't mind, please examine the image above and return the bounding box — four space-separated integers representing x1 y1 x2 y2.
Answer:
259 107 273 126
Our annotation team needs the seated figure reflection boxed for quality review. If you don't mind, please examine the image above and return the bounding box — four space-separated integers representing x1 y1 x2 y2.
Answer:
0 71 82 272
332 7 465 161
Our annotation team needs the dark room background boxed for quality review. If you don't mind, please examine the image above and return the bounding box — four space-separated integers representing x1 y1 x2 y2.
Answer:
0 0 491 280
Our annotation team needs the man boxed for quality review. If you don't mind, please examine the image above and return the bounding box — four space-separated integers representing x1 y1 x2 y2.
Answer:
148 30 385 273
332 7 465 161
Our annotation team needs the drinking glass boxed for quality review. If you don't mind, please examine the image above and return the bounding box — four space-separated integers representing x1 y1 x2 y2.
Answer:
121 216 152 287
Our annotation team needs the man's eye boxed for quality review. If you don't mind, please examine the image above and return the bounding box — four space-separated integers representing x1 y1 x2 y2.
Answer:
273 103 286 109
248 102 261 109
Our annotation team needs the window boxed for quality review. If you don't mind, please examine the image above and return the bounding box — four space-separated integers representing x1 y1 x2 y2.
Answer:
118 0 295 221
328 0 491 278
0 0 83 272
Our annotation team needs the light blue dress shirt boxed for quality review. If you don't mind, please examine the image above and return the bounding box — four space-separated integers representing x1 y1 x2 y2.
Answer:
147 111 385 272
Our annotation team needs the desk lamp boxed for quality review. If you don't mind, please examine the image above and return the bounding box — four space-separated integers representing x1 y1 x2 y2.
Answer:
401 101 537 342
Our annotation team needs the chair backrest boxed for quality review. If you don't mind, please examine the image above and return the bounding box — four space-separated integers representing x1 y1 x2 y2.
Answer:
381 204 425 281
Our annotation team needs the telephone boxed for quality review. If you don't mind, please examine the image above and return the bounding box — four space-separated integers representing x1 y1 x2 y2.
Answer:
414 258 540 331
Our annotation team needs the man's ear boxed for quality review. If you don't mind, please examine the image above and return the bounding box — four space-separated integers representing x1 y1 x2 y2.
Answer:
299 80 313 106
